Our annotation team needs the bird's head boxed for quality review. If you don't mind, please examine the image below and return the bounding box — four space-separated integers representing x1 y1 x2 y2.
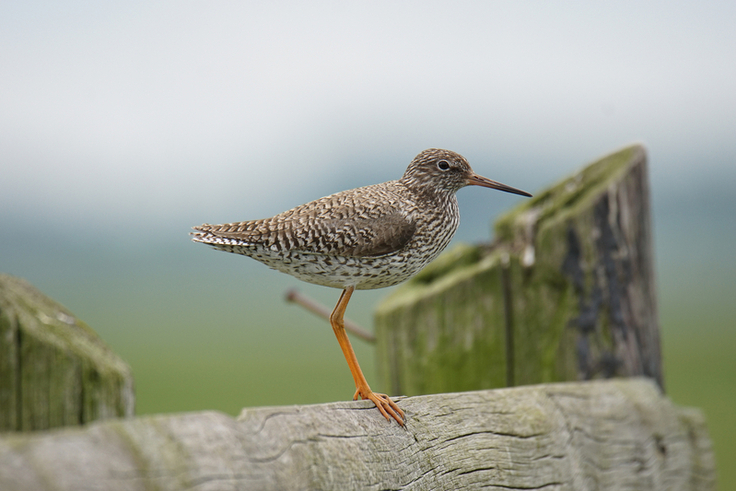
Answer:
400 148 532 197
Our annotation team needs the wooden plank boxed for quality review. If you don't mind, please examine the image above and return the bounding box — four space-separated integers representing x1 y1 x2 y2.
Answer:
0 274 134 432
0 379 715 491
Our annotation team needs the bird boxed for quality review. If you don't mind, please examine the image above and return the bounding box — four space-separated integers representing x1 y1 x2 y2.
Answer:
191 148 532 425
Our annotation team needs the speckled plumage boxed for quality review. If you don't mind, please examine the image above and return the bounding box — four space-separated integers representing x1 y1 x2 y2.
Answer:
191 148 531 426
192 149 529 289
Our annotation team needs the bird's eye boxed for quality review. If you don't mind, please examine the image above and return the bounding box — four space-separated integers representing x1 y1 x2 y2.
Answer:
437 160 451 171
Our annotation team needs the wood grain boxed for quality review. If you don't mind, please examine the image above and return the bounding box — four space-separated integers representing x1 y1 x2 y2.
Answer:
0 379 714 490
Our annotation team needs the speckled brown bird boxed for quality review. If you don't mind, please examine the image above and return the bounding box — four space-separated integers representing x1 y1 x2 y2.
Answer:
191 148 531 425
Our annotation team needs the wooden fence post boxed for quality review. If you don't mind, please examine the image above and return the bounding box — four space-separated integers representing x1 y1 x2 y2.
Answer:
0 274 134 432
374 144 662 396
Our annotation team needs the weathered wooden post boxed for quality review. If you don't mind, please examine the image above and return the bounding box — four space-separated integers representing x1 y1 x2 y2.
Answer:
0 274 134 432
375 144 662 395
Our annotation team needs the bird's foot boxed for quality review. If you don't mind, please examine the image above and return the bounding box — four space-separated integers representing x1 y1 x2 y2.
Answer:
353 387 405 426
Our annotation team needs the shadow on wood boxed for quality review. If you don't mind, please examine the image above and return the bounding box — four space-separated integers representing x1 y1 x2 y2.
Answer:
0 379 715 490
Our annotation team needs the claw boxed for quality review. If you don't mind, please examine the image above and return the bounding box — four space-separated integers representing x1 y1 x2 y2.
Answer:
355 388 405 426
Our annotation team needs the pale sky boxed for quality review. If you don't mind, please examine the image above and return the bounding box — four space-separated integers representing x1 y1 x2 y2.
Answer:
2 1 735 244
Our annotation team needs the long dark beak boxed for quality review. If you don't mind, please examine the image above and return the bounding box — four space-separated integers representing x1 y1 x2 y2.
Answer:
467 173 532 197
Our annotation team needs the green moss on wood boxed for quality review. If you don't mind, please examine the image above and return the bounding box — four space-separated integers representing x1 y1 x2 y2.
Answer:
375 246 508 396
0 273 134 432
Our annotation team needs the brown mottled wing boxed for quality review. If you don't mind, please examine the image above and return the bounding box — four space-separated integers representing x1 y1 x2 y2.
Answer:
192 183 418 257
192 210 416 258
317 213 417 257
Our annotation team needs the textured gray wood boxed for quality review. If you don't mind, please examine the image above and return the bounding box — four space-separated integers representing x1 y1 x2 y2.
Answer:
0 378 715 490
375 144 662 396
0 274 134 432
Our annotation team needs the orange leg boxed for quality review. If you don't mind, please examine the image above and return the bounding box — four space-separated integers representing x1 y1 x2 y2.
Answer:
330 287 405 425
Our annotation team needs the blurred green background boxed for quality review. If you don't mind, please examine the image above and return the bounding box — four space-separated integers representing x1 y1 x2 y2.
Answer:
2 2 734 488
